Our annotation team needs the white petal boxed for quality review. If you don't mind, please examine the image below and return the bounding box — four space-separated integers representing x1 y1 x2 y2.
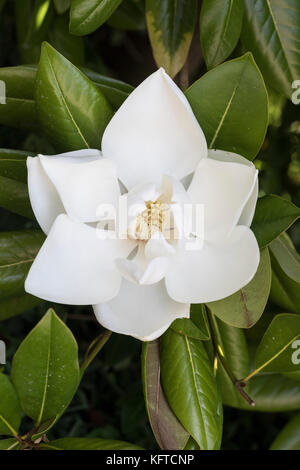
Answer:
116 243 169 285
93 279 189 341
25 214 134 305
27 156 65 234
188 157 257 240
102 68 207 190
145 232 177 258
39 151 120 223
165 225 260 303
208 149 259 227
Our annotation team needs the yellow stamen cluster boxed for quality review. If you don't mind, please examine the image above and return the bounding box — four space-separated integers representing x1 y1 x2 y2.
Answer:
134 201 169 240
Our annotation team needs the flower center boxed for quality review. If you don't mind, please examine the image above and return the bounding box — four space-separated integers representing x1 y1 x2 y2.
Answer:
134 200 170 240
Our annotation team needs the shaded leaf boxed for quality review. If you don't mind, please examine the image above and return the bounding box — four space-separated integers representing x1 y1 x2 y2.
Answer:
0 230 45 300
269 233 300 283
0 373 22 436
185 53 268 160
270 413 300 450
251 195 300 248
48 13 85 66
200 0 244 68
0 293 43 322
141 340 189 450
207 248 271 328
146 0 197 77
40 437 143 450
54 0 72 15
11 309 80 426
241 0 300 98
108 0 145 30
0 438 20 450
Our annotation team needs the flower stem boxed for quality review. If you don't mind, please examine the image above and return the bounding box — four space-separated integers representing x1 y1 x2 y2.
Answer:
80 330 112 380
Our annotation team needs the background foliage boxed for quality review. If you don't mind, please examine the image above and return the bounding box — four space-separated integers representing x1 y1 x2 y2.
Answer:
0 0 300 451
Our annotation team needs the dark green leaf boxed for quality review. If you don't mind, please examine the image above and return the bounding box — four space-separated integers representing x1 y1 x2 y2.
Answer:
108 0 145 31
48 14 85 66
0 438 20 450
0 293 43 321
185 53 268 160
251 195 300 248
35 42 113 152
0 230 44 300
207 248 271 328
70 0 123 36
270 252 300 313
54 0 72 15
200 0 244 68
254 313 300 374
40 437 143 450
15 0 53 63
269 233 300 283
211 317 300 411
0 65 38 129
146 0 197 77
160 329 222 449
0 373 22 436
171 304 210 340
241 0 300 99
141 340 189 450
270 413 300 450
11 309 80 426
0 149 33 183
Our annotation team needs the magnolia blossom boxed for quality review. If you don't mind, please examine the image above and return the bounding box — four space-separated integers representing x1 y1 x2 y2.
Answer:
25 68 260 341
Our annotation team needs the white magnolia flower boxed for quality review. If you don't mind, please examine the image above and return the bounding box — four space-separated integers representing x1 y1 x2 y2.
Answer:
25 68 260 341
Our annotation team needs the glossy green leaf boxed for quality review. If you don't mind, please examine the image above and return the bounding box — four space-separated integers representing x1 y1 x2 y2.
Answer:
15 0 53 63
171 304 210 340
241 0 300 99
40 437 143 450
146 0 197 77
0 149 34 218
211 317 300 411
185 53 268 160
251 195 300 248
160 329 222 450
0 65 38 129
270 413 300 450
70 0 123 36
254 313 300 374
82 68 133 108
0 230 44 300
11 309 80 426
269 233 300 283
0 438 20 450
0 374 22 436
0 293 43 321
35 43 113 152
207 248 271 328
0 64 132 128
269 234 300 312
108 0 145 30
54 0 71 14
183 437 200 450
48 14 85 66
141 340 189 450
200 0 244 69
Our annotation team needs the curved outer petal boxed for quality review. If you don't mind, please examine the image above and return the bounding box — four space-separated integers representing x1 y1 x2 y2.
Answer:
27 156 65 234
208 149 259 227
165 225 260 304
27 149 110 234
102 68 207 190
188 157 258 240
25 214 135 305
39 152 120 223
93 279 189 341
